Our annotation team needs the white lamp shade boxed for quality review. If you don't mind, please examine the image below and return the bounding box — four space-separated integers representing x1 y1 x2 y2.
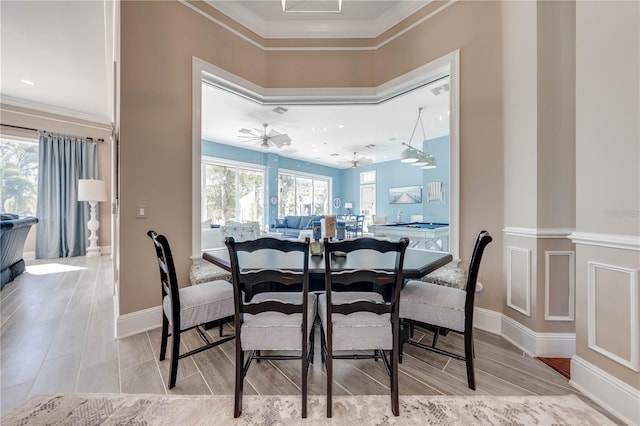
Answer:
344 202 353 209
78 179 107 202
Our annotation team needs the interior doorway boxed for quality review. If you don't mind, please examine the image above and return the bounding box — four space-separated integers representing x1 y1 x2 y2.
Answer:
360 183 375 232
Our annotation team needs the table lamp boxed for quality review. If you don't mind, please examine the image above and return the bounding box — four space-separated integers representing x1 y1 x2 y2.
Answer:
78 179 107 257
344 202 353 215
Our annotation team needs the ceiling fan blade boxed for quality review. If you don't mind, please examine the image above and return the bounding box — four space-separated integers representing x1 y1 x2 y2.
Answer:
268 133 292 145
238 137 260 143
358 157 373 165
270 139 291 148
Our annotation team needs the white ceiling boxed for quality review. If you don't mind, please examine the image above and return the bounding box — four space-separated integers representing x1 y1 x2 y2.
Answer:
1 1 449 168
0 0 115 124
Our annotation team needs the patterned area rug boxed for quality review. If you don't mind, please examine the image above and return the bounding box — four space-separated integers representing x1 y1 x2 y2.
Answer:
2 393 614 425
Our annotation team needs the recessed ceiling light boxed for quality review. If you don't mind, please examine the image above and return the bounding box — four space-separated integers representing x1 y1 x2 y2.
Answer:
272 106 288 115
21 79 34 86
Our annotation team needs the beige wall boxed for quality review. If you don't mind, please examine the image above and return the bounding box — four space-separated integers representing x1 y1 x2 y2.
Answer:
0 104 112 252
118 0 505 315
575 0 639 389
536 1 575 230
502 0 538 228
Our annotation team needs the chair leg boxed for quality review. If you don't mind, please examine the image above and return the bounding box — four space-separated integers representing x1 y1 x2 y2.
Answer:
159 315 169 361
302 345 308 418
168 326 180 389
391 349 399 416
310 325 315 364
219 321 224 337
326 351 332 418
432 327 440 347
320 327 326 364
234 349 244 418
464 330 476 390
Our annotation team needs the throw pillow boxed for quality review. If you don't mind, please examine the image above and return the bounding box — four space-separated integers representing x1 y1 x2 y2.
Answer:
284 215 302 229
274 218 287 228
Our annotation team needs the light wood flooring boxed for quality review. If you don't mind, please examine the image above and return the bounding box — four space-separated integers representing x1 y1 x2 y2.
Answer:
0 255 621 423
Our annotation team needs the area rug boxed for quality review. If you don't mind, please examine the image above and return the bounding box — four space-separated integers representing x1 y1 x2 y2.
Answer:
2 393 614 425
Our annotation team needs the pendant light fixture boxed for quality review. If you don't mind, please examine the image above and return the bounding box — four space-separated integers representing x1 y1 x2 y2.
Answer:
400 107 437 169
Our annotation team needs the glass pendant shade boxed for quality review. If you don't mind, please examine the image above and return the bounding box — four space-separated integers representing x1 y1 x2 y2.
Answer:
400 147 419 163
421 154 438 169
411 151 430 166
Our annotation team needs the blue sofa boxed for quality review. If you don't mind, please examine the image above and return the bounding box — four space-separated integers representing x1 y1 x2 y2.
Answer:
270 215 319 238
1 214 38 289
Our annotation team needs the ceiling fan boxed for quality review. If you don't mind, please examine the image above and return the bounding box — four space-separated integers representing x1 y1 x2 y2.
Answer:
339 152 373 168
237 123 292 149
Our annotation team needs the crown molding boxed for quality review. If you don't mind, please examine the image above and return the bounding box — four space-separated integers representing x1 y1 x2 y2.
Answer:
1 95 111 126
204 0 429 39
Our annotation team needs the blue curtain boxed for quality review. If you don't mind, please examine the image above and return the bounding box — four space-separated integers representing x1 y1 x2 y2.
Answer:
35 134 97 258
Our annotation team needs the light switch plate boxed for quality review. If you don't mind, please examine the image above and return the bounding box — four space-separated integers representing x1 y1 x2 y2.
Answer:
136 205 147 218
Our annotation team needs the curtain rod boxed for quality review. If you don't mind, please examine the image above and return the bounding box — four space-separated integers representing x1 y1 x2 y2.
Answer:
0 123 105 143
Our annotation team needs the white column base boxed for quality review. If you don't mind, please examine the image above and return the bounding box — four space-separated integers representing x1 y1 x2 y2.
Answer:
86 247 101 257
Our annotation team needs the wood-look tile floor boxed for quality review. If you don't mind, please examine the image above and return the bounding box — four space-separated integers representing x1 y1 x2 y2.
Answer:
0 256 621 423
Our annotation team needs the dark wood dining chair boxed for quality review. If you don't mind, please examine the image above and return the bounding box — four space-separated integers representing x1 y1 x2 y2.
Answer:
225 236 315 418
399 230 492 390
147 230 235 389
320 237 409 417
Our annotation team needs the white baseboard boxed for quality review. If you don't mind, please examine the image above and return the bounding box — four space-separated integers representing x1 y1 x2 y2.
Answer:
116 305 162 339
474 307 502 334
474 308 575 358
570 356 639 425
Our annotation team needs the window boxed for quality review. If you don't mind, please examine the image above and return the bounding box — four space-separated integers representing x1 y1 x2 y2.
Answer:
0 138 38 215
360 170 376 184
278 171 331 216
202 159 264 224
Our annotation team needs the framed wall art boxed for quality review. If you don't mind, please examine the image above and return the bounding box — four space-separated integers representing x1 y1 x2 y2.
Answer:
388 185 422 204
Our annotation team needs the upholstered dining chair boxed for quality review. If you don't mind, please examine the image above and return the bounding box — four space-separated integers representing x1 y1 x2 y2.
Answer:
225 236 316 418
147 231 235 389
399 230 492 390
320 237 409 417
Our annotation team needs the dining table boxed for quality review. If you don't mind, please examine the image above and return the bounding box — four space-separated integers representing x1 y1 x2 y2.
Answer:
203 244 453 296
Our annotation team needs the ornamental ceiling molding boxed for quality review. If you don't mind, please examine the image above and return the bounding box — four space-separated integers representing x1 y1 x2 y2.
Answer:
180 0 458 51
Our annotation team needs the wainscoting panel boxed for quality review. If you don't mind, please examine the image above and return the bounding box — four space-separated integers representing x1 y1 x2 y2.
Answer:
545 251 575 321
587 261 639 372
507 246 531 316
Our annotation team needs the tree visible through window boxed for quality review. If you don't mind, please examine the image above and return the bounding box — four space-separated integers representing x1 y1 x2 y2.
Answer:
278 171 331 216
202 160 264 224
0 138 38 215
